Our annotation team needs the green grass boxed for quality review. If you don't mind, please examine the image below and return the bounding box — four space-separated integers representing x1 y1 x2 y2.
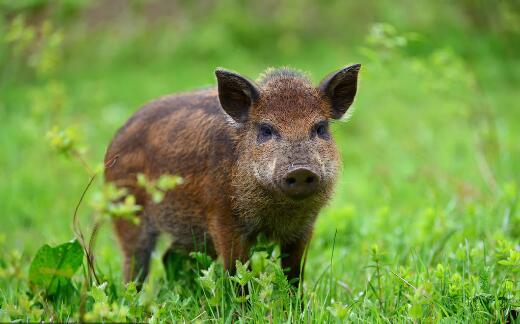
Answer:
0 2 519 322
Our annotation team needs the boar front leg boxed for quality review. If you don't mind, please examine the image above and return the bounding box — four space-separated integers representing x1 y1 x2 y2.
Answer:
281 239 309 288
208 216 251 273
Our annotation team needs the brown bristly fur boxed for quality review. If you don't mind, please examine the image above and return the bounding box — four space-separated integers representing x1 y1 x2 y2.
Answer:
104 65 360 286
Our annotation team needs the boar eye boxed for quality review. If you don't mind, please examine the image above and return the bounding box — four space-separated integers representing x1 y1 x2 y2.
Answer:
258 124 275 143
314 121 330 139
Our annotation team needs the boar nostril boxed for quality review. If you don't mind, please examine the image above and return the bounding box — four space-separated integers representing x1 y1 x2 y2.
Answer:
286 177 296 186
280 168 320 200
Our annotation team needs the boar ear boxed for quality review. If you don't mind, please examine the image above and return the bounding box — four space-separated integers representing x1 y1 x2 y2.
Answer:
319 64 361 119
215 68 259 123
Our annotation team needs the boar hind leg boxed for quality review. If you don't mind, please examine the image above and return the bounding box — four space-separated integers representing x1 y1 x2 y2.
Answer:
113 217 158 286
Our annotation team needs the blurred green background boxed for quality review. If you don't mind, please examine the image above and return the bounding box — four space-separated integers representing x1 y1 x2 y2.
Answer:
0 0 519 321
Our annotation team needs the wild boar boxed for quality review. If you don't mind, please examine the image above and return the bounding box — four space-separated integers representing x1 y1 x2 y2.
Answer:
104 64 361 286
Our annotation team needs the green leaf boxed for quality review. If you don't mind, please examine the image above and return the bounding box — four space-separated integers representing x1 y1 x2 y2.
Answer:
156 174 183 191
152 191 164 204
29 239 84 296
90 282 109 303
251 251 268 275
198 264 217 291
189 251 213 269
232 260 253 287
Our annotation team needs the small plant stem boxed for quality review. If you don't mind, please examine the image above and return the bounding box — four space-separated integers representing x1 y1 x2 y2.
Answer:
377 257 382 310
72 174 101 285
71 149 94 176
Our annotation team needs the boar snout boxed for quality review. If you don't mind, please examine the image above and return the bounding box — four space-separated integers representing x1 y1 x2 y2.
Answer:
279 167 320 200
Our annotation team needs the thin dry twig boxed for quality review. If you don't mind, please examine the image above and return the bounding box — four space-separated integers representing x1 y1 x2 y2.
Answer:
72 174 100 285
71 154 119 286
